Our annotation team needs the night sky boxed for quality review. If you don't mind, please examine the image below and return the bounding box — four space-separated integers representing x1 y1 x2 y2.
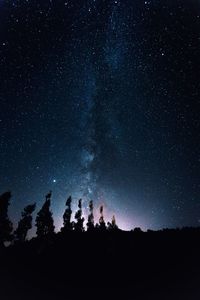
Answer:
0 0 200 231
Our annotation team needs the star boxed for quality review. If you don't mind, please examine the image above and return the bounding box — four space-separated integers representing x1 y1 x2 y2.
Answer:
0 0 199 232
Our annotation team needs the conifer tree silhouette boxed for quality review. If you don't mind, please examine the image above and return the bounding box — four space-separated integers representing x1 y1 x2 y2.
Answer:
62 196 73 232
107 215 118 231
15 203 36 243
35 191 55 237
0 192 13 246
74 199 84 232
97 205 106 231
87 200 95 232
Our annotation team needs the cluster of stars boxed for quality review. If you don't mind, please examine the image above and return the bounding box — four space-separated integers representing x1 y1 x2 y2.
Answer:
0 0 199 231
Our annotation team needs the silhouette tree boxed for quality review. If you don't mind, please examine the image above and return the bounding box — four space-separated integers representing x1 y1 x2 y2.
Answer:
0 192 13 247
15 203 36 243
62 196 73 232
107 215 118 231
74 199 84 232
35 191 55 237
133 227 142 233
87 200 95 232
97 205 106 231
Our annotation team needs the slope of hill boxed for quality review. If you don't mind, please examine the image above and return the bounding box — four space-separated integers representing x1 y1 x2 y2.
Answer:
1 229 200 299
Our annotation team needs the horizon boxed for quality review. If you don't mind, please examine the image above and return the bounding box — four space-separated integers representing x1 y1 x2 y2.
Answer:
1 0 200 232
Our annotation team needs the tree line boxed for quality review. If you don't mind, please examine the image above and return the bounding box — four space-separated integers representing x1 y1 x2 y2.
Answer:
0 191 119 247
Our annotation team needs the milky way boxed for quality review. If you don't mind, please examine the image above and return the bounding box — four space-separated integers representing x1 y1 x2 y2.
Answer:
0 0 200 231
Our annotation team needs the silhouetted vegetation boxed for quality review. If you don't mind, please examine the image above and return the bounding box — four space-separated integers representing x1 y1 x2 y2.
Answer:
87 200 95 232
15 203 36 243
35 191 55 237
61 196 73 232
0 191 121 245
0 192 13 247
74 199 85 232
107 215 118 231
1 190 200 299
96 205 107 231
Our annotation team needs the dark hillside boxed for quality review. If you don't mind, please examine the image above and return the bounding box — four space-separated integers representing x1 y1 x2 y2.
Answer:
1 229 200 299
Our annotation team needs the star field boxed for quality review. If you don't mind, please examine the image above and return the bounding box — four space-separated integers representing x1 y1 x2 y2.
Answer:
0 0 200 231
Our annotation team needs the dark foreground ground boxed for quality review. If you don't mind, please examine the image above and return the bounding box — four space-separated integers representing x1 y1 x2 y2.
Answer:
1 228 200 300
